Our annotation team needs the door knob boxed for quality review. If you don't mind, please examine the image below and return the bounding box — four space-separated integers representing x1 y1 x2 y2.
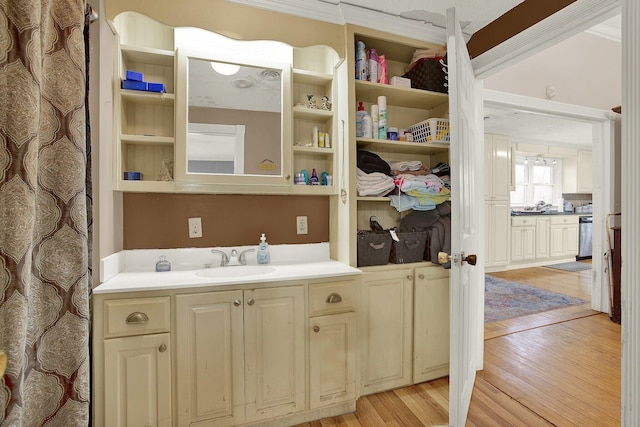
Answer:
438 252 477 266
438 252 451 264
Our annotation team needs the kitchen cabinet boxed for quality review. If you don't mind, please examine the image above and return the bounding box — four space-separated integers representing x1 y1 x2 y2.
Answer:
176 286 305 426
484 134 511 270
484 134 512 200
360 264 449 395
308 280 357 409
99 296 172 427
550 215 579 258
562 149 592 194
511 217 536 262
485 200 511 268
536 217 550 259
577 149 593 193
347 26 450 266
113 13 176 193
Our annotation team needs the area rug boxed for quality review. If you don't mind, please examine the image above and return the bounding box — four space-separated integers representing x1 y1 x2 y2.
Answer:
485 275 588 323
544 261 592 272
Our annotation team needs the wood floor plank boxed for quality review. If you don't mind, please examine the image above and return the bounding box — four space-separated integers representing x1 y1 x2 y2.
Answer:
303 265 620 427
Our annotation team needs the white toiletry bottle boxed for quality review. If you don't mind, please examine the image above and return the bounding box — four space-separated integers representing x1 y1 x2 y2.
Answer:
156 255 171 272
257 233 270 264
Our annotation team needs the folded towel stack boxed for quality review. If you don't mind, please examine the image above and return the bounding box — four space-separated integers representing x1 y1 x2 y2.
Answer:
356 168 396 197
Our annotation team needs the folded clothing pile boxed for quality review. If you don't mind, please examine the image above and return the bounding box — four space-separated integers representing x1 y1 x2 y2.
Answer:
356 168 395 197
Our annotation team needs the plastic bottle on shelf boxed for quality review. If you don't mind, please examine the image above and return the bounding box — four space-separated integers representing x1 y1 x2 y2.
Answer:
378 54 388 84
356 101 366 137
377 95 387 140
362 110 373 138
371 104 379 139
355 41 368 80
310 168 320 185
369 48 379 83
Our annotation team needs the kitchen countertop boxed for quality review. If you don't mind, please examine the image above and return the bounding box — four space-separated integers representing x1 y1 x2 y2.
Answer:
95 243 361 294
511 210 586 216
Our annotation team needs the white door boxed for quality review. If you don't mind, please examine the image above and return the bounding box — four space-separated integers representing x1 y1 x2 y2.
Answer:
446 7 485 426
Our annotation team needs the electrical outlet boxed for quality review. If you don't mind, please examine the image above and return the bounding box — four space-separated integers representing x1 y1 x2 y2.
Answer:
188 217 202 238
296 216 308 235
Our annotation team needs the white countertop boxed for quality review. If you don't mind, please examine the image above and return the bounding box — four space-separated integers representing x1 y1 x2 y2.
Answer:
95 243 361 294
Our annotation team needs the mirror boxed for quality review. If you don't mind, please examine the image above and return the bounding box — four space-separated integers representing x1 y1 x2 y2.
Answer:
175 27 293 187
187 60 282 175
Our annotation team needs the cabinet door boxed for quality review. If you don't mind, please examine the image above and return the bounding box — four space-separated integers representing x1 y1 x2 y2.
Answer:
413 266 449 383
176 291 245 427
577 150 593 193
550 226 565 257
523 226 536 260
565 224 579 255
244 285 305 423
489 201 511 266
309 312 356 408
511 227 524 262
360 269 413 395
536 218 550 259
104 333 172 427
490 134 511 199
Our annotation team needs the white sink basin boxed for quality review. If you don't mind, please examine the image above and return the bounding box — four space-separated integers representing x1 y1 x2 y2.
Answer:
195 265 276 279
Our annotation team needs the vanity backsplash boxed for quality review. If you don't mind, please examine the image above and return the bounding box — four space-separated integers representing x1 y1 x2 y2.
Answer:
123 193 329 249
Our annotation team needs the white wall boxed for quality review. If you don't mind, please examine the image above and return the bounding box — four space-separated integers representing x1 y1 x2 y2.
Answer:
484 32 621 111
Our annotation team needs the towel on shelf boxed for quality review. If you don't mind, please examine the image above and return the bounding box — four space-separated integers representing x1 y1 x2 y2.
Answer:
394 174 446 194
389 194 437 212
356 168 396 197
390 166 430 177
389 160 422 172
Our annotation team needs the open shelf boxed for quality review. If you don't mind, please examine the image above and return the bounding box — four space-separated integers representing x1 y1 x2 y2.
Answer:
354 80 448 110
356 138 449 154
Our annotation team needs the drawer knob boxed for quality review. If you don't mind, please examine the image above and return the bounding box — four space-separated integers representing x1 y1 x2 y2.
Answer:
326 293 342 304
407 275 413 281
313 326 320 333
158 344 167 353
126 312 149 324
247 298 255 306
418 274 425 280
233 299 241 307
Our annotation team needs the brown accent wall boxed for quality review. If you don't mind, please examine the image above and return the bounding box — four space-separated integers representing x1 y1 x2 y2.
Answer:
467 0 576 58
123 193 329 249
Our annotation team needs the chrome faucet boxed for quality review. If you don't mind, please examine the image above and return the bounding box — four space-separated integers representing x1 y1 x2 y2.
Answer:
209 248 255 267
227 248 255 266
210 249 229 267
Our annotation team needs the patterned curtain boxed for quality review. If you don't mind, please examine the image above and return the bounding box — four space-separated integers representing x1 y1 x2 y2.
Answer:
0 0 90 425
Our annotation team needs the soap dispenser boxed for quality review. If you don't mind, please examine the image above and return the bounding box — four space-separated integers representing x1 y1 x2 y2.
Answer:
257 233 271 264
156 255 171 272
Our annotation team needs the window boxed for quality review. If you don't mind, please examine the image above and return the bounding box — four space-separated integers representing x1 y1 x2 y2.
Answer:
511 155 562 207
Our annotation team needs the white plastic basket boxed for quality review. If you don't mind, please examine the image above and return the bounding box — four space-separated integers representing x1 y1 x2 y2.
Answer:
407 118 450 143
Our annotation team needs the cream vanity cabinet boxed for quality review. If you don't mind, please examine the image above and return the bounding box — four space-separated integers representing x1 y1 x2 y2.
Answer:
359 264 449 395
96 296 173 426
176 285 305 426
308 279 357 408
550 215 579 258
536 216 551 259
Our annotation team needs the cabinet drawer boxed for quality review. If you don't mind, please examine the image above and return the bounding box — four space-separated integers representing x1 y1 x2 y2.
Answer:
550 215 579 225
512 217 536 227
104 296 171 338
309 280 356 315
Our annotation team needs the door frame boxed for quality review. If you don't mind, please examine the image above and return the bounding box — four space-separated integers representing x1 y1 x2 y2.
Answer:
483 89 616 314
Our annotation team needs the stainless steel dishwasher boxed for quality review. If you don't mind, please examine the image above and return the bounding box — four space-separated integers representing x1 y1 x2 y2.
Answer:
578 216 593 260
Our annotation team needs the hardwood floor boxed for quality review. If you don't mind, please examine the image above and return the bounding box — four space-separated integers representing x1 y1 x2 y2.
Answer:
298 264 621 427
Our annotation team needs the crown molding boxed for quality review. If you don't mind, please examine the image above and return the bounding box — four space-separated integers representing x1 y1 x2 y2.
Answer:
586 21 621 42
472 0 621 79
226 0 447 44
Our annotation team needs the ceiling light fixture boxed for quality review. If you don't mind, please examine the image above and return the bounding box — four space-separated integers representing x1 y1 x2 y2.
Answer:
211 62 240 76
553 159 557 165
231 77 254 88
524 157 528 165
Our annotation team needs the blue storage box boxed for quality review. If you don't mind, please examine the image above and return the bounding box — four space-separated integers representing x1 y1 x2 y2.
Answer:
125 70 143 81
123 171 142 180
147 82 166 93
122 79 148 91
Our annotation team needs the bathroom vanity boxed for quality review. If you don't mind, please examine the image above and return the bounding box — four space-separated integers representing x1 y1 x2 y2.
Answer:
93 244 361 426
